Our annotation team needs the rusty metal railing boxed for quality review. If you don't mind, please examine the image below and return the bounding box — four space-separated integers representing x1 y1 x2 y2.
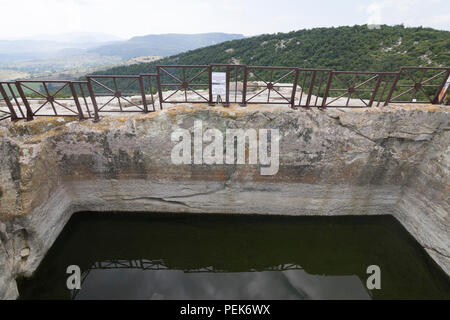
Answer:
245 66 298 107
0 82 27 121
0 64 448 123
17 80 92 121
385 67 450 105
319 71 399 108
140 73 159 111
87 75 148 122
294 69 332 108
1 80 92 121
156 65 210 105
209 64 247 106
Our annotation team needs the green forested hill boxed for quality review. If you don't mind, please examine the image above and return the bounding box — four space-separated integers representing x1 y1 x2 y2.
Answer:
92 25 449 76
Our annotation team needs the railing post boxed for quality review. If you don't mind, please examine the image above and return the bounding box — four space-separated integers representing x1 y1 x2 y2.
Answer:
224 65 230 107
290 69 299 109
384 69 402 106
368 73 384 107
156 67 164 110
321 71 333 108
69 82 85 121
138 76 149 113
86 77 100 122
306 70 317 108
77 82 92 118
208 65 214 106
0 83 19 121
233 65 239 104
240 65 247 106
146 75 156 112
15 81 34 121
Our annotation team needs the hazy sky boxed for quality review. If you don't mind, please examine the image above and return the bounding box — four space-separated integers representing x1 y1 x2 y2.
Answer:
0 0 449 40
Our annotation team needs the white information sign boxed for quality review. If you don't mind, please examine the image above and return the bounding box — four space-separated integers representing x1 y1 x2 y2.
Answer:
212 72 226 96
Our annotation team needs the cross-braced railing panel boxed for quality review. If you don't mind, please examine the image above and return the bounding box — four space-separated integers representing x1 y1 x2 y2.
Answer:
245 66 298 106
322 72 395 108
15 80 89 120
386 67 450 104
87 75 148 118
156 65 210 105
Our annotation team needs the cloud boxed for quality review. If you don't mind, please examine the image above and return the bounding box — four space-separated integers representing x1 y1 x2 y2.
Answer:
364 0 450 30
423 14 450 30
0 0 448 40
366 1 384 25
366 0 417 25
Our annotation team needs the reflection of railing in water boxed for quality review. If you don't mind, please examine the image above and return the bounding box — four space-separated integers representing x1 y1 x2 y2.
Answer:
88 259 302 273
70 258 303 299
93 259 169 270
1 65 449 123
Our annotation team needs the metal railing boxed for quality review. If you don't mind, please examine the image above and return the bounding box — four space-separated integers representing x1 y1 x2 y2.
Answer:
245 66 298 106
17 80 91 121
156 65 210 104
385 67 450 104
0 65 448 123
209 64 247 106
320 71 399 108
0 81 27 121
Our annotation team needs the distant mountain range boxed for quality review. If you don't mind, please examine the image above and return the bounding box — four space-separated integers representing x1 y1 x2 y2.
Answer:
0 32 245 80
88 33 245 59
18 32 124 44
0 32 122 63
0 32 245 63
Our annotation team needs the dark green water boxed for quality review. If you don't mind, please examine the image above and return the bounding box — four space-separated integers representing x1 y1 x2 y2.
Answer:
18 213 450 300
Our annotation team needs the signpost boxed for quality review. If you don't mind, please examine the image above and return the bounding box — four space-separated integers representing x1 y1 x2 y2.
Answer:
211 72 227 105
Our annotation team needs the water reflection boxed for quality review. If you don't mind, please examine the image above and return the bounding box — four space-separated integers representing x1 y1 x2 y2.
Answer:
19 213 450 300
75 263 370 300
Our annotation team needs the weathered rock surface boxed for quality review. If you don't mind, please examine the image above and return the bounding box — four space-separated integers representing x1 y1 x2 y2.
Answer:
0 103 448 299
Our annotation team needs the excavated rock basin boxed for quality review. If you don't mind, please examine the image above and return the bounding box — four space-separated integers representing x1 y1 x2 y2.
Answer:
0 103 449 299
18 212 450 300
